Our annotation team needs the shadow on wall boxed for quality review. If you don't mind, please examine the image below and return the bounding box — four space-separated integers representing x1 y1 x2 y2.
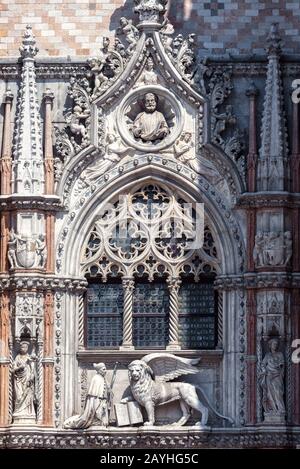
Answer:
109 0 133 32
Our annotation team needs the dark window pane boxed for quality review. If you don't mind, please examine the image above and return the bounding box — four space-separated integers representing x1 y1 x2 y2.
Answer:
133 282 169 347
179 281 216 349
86 282 123 347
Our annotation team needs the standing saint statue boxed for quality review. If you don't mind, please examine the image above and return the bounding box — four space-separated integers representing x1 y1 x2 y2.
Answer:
63 362 110 429
12 341 36 423
132 92 169 143
259 338 285 418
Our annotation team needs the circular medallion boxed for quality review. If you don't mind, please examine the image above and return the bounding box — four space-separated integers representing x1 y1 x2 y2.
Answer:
116 85 184 152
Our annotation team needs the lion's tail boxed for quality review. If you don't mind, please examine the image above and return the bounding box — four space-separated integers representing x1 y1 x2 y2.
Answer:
195 385 234 425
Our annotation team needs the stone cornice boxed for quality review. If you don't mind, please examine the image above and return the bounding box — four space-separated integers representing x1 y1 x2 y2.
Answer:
215 272 300 290
0 60 300 79
0 427 299 449
77 349 223 364
0 194 64 211
235 192 300 209
0 275 87 292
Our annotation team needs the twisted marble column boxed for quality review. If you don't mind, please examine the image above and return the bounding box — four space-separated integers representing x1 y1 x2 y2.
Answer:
166 277 181 350
120 278 135 350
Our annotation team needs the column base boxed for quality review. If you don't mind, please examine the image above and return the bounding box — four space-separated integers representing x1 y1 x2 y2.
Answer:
12 415 36 425
119 345 135 351
263 412 286 425
166 344 181 351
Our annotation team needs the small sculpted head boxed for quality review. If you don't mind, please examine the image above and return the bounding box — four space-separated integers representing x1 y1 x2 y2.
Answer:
128 360 153 382
93 362 107 376
19 341 29 355
144 92 157 113
269 338 279 352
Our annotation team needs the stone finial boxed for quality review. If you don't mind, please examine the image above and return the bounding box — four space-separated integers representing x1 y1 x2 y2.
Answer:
19 25 39 59
266 23 282 57
134 0 167 25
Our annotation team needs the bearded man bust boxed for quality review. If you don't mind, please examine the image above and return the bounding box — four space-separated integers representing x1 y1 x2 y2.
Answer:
132 92 169 143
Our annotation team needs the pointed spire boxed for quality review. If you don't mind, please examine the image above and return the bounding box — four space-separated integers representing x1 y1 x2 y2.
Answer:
257 23 289 191
11 25 44 195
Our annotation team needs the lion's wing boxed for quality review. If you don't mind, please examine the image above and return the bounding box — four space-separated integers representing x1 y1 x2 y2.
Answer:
141 353 200 382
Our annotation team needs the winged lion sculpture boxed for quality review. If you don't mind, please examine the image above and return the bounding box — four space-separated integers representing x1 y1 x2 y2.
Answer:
121 353 234 427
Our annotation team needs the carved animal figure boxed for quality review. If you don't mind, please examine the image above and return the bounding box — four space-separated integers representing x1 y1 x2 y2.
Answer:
121 353 233 427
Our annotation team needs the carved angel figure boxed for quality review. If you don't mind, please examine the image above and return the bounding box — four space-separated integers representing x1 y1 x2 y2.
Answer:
121 353 233 427
84 134 133 181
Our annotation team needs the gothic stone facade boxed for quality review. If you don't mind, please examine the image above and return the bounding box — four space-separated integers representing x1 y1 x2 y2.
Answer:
0 0 300 449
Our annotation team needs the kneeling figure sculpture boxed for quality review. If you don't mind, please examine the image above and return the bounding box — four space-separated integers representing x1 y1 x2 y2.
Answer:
121 353 233 427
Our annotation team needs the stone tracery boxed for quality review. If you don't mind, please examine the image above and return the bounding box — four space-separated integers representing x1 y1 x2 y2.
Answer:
81 183 219 280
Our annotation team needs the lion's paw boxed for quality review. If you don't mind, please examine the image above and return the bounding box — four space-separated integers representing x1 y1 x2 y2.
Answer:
143 421 154 426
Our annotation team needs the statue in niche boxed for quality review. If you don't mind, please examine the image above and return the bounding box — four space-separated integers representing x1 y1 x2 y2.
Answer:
132 92 169 143
12 341 36 422
118 17 139 55
120 353 233 427
135 57 158 87
259 338 285 418
64 363 110 429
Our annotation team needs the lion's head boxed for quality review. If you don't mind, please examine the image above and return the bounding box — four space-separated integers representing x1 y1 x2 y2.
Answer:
128 360 154 383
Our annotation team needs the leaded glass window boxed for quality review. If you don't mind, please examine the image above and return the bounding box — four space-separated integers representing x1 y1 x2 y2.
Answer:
179 279 217 349
133 280 169 348
86 281 123 347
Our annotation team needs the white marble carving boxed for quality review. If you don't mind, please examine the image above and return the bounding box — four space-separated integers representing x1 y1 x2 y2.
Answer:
121 353 233 427
12 341 37 424
8 229 46 270
117 85 184 153
117 17 139 55
11 25 44 195
63 363 110 429
135 56 158 87
253 231 292 267
83 134 133 182
259 338 285 422
133 0 166 23
132 92 169 143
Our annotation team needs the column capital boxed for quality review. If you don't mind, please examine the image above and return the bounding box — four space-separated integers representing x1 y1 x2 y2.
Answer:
246 81 259 98
167 277 181 291
3 89 13 104
43 88 54 105
122 277 135 290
